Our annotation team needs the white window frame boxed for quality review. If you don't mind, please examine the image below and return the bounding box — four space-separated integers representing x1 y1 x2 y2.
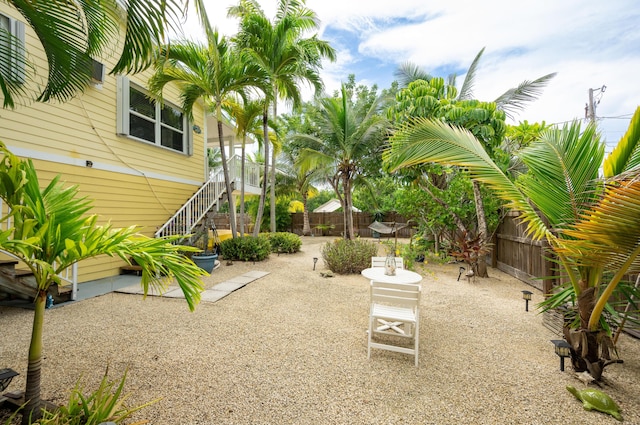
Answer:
0 12 26 84
116 76 193 155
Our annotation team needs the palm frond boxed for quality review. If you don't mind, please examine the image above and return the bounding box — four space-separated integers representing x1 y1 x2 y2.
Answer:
518 122 604 227
558 176 640 271
111 0 182 75
603 106 640 177
0 13 31 108
394 61 433 88
493 72 557 120
457 47 485 101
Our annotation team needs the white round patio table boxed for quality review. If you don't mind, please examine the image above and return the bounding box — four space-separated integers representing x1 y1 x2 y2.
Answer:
361 267 423 284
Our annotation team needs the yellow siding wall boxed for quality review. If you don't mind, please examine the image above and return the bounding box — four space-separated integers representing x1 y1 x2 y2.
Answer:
0 4 207 282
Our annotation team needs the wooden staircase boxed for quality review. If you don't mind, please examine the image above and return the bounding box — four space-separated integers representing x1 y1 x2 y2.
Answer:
0 259 72 303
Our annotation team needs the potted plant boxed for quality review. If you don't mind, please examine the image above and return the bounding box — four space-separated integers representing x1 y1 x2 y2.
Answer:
191 225 219 273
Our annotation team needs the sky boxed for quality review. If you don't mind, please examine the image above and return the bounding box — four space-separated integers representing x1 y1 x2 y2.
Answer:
180 0 640 153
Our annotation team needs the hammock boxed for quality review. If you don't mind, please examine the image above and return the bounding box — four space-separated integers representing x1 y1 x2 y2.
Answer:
368 221 408 235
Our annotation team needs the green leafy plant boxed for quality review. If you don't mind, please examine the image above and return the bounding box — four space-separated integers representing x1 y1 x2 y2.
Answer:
266 232 302 254
321 239 378 274
245 197 293 233
313 223 334 236
219 235 271 262
33 369 157 425
2 370 156 425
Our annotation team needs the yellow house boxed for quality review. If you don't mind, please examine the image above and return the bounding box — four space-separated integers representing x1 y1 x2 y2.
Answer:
0 4 261 292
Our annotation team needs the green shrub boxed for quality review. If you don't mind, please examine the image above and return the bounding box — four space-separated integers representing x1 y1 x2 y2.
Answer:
267 232 302 254
245 197 292 232
321 238 378 274
19 369 157 424
219 235 271 261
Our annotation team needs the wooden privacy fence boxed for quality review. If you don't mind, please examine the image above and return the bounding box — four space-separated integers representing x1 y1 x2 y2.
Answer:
289 212 413 238
493 210 639 337
492 210 556 293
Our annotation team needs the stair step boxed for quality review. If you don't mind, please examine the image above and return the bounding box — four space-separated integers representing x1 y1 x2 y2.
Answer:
0 259 19 267
14 269 33 278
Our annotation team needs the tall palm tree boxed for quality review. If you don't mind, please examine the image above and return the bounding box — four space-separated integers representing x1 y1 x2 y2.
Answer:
297 84 390 239
149 30 267 239
229 0 336 235
1 0 212 108
226 98 265 235
384 109 640 381
0 143 205 423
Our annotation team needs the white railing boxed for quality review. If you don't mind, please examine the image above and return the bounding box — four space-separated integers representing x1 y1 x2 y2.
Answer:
228 155 262 189
155 167 226 239
155 155 262 240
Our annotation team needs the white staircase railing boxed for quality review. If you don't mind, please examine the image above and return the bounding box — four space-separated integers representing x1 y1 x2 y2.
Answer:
155 167 226 239
228 155 262 189
154 155 262 240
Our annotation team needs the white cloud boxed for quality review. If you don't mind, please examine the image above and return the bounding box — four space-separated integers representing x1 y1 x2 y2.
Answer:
194 0 639 144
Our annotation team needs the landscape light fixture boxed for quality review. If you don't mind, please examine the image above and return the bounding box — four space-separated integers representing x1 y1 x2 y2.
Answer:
521 290 533 312
551 339 571 371
0 368 18 391
457 266 465 281
313 257 318 271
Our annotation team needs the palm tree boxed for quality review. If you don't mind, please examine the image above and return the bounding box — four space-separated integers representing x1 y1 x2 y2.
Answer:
226 99 265 235
149 29 268 239
229 0 336 235
1 0 212 108
384 109 640 381
395 47 556 119
0 143 205 423
297 84 390 239
280 147 321 237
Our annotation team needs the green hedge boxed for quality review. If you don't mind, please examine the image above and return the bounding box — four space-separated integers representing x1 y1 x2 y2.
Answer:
267 232 302 254
219 235 271 262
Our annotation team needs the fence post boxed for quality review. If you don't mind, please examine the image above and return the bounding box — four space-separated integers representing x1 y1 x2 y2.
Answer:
491 232 498 268
542 240 554 295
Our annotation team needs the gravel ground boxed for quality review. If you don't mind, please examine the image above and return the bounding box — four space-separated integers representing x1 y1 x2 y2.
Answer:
1 236 639 424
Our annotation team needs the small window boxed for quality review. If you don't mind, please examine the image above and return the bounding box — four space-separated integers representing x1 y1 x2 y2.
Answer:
0 13 26 84
117 76 192 154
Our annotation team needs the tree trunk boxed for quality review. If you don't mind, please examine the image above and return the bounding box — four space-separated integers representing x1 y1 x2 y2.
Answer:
239 137 246 237
563 286 618 381
253 109 269 237
302 191 311 236
270 147 276 233
343 172 354 240
472 181 489 278
23 290 46 424
217 116 237 239
269 96 277 233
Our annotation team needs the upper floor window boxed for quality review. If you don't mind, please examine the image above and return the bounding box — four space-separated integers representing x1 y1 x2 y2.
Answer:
117 76 192 154
0 12 26 84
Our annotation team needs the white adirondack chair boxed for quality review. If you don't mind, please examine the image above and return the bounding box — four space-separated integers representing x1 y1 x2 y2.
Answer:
367 281 421 366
